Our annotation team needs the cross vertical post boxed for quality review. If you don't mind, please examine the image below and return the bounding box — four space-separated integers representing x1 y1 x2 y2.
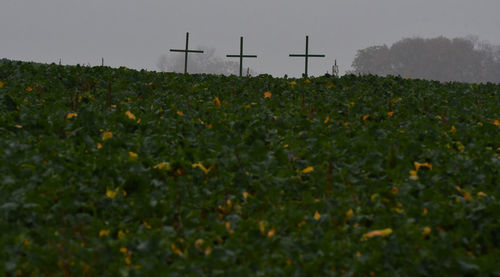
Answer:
184 33 189 74
226 36 257 77
305 36 309 76
289 35 325 78
170 32 204 74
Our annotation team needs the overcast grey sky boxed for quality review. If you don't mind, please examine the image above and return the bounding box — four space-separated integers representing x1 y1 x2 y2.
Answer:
2 0 500 77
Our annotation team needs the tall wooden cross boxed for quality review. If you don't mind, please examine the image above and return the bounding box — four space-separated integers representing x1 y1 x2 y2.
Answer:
170 32 204 74
289 35 325 78
226 37 257 77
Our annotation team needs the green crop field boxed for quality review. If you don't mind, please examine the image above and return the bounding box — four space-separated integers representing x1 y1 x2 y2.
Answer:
1 59 499 276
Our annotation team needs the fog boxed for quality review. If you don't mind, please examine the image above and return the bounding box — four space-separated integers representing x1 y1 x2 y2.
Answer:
1 0 500 77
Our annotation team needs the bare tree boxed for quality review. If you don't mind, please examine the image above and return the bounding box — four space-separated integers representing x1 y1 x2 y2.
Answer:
157 46 256 76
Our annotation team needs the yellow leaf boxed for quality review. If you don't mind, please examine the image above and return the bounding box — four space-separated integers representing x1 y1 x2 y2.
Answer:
118 230 126 239
125 110 136 121
102 131 113 141
289 81 297 87
214 97 221 108
392 186 399 194
345 209 354 220
143 221 151 229
414 162 432 171
301 166 314 174
264 91 272 98
324 116 330 124
387 111 394 117
15 125 23 129
124 256 131 265
242 192 250 199
177 111 183 115
99 229 110 237
391 97 401 104
96 143 103 149
409 170 419 180
363 115 370 121
120 247 128 253
463 191 472 201
422 226 431 237
195 239 204 248
0 81 4 88
313 211 321 220
192 162 212 174
450 125 457 134
171 243 183 256
362 228 393 240
477 191 487 198
106 188 118 199
493 120 500 127
66 113 77 119
26 87 33 92
267 228 276 238
392 207 405 214
154 162 172 171
128 151 138 161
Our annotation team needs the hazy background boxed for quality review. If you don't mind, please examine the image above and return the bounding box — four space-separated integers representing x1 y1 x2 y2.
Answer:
1 0 500 77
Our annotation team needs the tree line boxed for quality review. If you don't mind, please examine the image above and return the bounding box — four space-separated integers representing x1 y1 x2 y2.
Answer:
351 36 500 83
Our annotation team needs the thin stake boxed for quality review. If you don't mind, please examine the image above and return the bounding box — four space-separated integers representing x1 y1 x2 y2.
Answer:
170 32 204 74
226 37 257 77
289 35 325 78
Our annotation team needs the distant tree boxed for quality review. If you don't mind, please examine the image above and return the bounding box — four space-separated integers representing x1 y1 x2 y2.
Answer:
352 45 392 76
156 54 168 72
352 36 500 83
157 46 255 76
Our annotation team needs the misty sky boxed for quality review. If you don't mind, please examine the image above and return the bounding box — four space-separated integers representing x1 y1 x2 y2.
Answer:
2 0 500 77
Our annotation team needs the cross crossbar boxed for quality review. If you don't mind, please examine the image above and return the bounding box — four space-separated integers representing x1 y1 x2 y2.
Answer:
170 32 204 74
226 37 257 77
289 35 325 78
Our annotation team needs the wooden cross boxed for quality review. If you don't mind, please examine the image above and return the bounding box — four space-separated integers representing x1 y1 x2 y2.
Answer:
170 32 204 74
226 37 257 77
289 35 325 78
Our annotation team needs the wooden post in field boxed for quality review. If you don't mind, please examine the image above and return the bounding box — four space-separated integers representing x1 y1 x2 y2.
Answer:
289 35 325 78
332 59 339 77
170 32 204 74
226 37 257 77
